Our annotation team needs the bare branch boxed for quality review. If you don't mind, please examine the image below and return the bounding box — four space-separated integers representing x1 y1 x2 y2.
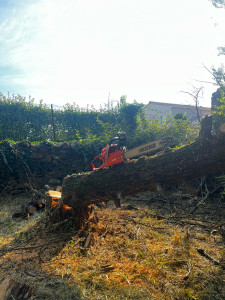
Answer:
197 248 224 269
180 86 204 123
194 79 216 85
180 91 196 98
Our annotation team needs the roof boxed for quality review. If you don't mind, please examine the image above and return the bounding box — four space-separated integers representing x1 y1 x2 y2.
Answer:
147 101 211 110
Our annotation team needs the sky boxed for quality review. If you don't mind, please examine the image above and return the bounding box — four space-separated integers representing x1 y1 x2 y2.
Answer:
0 0 225 109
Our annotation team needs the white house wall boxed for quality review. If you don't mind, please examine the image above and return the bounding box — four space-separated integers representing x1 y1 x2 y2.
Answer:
145 101 211 122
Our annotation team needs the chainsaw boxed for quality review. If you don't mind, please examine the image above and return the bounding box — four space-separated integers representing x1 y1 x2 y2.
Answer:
91 132 174 170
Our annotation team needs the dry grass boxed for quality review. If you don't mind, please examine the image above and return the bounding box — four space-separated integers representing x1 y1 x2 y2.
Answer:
0 196 225 300
0 194 42 247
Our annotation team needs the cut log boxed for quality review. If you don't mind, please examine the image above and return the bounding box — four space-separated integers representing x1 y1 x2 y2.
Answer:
0 277 33 300
62 131 225 208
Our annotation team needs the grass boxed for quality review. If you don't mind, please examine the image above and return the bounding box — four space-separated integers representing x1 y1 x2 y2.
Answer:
0 195 225 299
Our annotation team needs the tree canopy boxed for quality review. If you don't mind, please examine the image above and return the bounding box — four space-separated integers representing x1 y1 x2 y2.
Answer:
210 0 225 8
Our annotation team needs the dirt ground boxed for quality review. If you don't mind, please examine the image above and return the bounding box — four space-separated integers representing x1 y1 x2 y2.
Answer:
0 180 225 299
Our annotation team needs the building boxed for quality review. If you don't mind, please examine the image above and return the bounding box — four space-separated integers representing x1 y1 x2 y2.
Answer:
145 101 211 122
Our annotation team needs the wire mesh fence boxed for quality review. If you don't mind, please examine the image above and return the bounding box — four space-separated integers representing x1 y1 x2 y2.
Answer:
0 94 117 142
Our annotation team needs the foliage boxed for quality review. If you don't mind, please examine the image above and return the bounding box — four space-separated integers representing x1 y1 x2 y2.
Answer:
211 65 225 88
218 47 225 56
210 0 225 8
0 93 140 143
0 93 51 141
128 112 198 149
212 90 225 115
0 93 198 151
118 96 144 135
210 67 225 131
174 112 188 120
212 89 225 131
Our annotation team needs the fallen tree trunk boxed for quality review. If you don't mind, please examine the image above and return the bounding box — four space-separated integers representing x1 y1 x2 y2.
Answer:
62 130 225 208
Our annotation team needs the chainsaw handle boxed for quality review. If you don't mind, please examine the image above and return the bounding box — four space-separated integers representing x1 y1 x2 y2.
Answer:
91 154 104 170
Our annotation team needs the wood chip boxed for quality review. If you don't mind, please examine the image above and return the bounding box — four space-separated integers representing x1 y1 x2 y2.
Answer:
100 265 115 272
84 233 92 248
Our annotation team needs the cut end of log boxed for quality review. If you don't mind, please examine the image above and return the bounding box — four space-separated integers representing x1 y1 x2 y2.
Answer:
47 190 62 200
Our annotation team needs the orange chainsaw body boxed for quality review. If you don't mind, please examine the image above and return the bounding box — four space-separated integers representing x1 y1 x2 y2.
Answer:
91 144 125 170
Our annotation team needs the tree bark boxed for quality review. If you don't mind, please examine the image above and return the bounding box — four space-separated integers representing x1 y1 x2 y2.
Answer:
62 129 225 208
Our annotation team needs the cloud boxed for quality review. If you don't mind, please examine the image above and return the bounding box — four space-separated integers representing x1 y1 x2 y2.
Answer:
0 0 225 106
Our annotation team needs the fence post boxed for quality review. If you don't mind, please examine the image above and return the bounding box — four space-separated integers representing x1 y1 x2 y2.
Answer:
51 104 56 141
